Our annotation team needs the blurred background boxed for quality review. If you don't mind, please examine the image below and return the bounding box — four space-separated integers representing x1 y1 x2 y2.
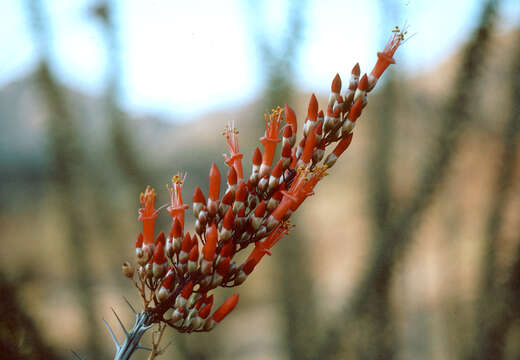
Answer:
1 0 520 359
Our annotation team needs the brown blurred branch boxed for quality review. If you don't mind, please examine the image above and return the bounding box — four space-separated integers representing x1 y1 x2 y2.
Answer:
316 0 499 358
466 28 520 360
0 272 61 360
92 0 148 189
249 1 318 359
25 0 105 358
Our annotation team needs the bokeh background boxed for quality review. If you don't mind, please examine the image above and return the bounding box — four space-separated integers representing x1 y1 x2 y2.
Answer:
1 0 520 359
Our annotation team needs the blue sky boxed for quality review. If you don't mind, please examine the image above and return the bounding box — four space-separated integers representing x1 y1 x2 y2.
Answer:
0 0 518 120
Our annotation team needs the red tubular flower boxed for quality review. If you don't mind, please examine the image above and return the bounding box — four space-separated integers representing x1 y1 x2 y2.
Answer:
192 186 206 218
175 281 194 308
348 97 363 122
301 126 318 166
187 245 199 273
250 147 263 185
219 207 234 242
226 166 237 190
212 294 239 323
342 98 363 136
207 163 221 216
138 186 158 247
152 241 168 279
233 181 247 214
281 143 292 169
246 223 289 274
343 63 361 112
181 281 194 299
304 94 319 137
158 269 175 301
167 174 189 229
370 26 405 81
155 232 166 247
202 224 217 275
284 104 298 147
358 74 369 91
333 133 354 157
220 190 234 217
199 301 213 319
179 232 192 264
282 124 293 149
328 73 342 108
136 232 143 248
259 107 283 177
223 123 244 181
220 240 235 259
324 133 354 168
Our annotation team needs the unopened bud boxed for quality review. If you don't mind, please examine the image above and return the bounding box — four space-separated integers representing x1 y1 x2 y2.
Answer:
194 220 204 235
257 177 268 193
234 269 247 285
203 318 216 331
122 262 134 278
323 153 338 168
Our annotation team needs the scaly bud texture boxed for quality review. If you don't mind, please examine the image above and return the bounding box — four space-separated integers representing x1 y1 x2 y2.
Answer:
124 29 403 337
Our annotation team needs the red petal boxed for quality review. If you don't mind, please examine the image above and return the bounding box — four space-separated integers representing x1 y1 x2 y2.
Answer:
220 241 235 258
331 73 341 93
216 257 230 275
271 160 283 177
235 181 248 202
199 302 212 319
222 190 234 205
254 200 266 217
212 294 239 322
227 166 237 186
188 244 199 261
307 94 318 121
181 281 193 299
203 224 218 261
152 241 166 264
193 186 207 205
283 124 292 139
348 98 363 122
284 104 297 134
333 133 354 157
136 232 143 248
155 232 166 247
352 63 360 76
358 74 369 91
252 147 262 166
181 233 192 252
162 271 174 290
172 218 182 238
209 163 221 201
223 208 234 230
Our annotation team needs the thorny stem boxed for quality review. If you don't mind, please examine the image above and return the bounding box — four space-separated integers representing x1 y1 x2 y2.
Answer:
112 311 153 360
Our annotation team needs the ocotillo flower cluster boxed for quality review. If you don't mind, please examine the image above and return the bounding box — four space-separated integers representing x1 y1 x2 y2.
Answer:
123 27 406 334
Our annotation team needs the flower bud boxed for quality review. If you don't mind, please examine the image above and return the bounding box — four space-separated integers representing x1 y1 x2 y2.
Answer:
122 262 134 278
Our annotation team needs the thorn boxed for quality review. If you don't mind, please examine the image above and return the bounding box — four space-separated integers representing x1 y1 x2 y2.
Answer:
123 297 138 315
111 307 129 336
136 345 153 352
103 318 121 350
161 340 173 352
71 350 85 360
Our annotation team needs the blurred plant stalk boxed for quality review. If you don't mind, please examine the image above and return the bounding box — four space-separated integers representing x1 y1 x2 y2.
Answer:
25 0 105 358
467 28 520 360
317 0 500 358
